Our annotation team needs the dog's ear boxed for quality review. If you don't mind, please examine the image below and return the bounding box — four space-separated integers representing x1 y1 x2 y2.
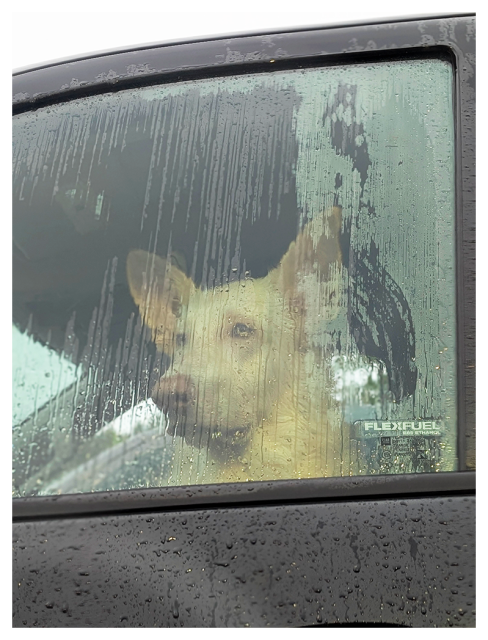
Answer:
126 249 195 352
275 206 343 320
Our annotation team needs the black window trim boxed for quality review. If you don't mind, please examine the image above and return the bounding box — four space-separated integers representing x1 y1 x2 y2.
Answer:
12 471 476 522
12 14 474 113
12 14 475 520
12 12 471 77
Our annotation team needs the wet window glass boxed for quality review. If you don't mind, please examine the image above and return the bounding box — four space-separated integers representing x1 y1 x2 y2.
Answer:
12 58 456 495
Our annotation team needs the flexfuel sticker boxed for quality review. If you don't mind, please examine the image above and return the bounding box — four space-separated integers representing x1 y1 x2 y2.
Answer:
353 420 442 439
353 419 444 474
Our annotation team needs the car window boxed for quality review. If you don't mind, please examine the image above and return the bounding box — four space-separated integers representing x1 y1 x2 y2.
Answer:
12 58 457 496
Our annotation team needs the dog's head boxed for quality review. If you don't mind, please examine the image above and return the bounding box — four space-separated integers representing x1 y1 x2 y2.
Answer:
127 207 343 473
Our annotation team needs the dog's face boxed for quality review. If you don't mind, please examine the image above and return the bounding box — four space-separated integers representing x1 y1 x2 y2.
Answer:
127 207 343 477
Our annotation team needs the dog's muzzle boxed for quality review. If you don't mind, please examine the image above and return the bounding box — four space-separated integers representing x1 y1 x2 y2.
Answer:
151 374 196 437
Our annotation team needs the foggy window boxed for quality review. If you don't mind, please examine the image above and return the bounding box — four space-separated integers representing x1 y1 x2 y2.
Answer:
12 58 456 495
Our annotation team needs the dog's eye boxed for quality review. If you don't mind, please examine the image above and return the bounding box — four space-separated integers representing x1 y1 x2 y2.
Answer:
175 333 187 347
171 297 182 318
232 323 254 338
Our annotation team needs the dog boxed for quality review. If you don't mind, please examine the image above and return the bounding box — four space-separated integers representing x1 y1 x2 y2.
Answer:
126 206 352 485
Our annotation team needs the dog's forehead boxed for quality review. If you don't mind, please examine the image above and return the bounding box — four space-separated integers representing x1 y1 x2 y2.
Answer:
188 277 267 310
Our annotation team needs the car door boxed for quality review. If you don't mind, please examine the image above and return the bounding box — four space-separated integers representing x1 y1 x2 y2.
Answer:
12 14 475 627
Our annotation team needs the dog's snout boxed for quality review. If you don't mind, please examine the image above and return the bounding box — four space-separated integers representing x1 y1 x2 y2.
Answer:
152 374 194 413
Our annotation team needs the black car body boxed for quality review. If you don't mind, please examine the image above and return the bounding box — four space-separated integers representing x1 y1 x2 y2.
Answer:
12 14 475 627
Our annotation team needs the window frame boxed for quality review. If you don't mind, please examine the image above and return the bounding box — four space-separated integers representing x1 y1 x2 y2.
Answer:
12 14 475 520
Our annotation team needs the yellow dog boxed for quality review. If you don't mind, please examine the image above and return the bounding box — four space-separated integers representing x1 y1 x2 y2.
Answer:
127 207 351 484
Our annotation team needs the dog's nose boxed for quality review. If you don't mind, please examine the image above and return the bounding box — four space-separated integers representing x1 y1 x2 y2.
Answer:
152 374 194 413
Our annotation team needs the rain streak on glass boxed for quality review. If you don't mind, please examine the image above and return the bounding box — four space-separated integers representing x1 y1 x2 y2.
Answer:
12 59 456 495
